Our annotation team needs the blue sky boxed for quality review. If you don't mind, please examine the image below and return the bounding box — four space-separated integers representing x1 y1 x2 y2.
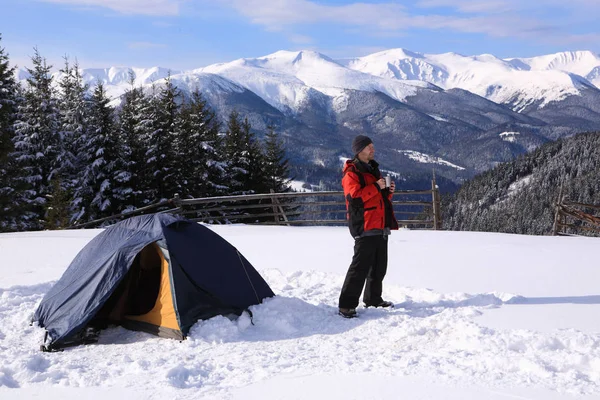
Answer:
1 0 599 71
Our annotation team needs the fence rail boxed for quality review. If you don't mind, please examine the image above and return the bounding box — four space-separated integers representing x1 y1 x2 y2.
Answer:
552 184 600 236
70 179 442 230
553 202 600 236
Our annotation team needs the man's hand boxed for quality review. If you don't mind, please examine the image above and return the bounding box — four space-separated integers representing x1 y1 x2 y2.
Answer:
376 178 386 189
390 181 395 193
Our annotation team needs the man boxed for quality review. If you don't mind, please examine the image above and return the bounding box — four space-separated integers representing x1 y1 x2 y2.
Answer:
339 135 399 318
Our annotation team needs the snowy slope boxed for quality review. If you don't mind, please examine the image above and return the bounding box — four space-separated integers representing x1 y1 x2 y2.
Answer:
396 149 466 170
511 51 600 84
344 49 600 111
1 225 600 399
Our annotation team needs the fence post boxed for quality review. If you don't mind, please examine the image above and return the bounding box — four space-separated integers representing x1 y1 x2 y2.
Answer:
172 193 181 214
431 173 441 230
270 189 290 226
552 180 565 236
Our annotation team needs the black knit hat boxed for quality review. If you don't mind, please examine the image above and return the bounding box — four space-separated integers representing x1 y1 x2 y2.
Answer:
352 135 373 155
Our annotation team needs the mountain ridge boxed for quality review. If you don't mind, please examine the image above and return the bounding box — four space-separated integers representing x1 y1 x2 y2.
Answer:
17 48 600 111
13 48 600 189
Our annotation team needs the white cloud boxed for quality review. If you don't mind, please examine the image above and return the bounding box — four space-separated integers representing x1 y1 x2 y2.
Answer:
38 0 181 16
414 0 600 46
220 0 409 31
217 0 598 48
416 0 516 13
221 0 568 38
416 0 600 12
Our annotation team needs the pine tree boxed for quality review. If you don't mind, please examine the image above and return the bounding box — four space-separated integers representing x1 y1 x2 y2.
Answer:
0 34 19 231
0 34 16 164
223 114 276 221
117 74 147 210
133 86 157 206
222 111 250 195
243 118 267 195
143 76 179 202
261 126 295 222
223 113 271 197
174 89 223 198
57 57 89 222
12 48 61 230
72 81 122 222
263 126 292 193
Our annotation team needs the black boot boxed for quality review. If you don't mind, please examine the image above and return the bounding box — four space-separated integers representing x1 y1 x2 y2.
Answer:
364 300 394 308
338 308 358 318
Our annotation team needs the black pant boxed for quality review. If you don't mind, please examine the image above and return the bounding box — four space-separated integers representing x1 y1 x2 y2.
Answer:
338 235 388 309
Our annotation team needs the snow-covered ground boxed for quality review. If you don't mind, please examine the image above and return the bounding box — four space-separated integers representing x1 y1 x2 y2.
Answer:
1 225 600 399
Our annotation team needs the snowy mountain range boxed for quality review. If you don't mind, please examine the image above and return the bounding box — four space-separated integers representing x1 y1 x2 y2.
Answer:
17 49 600 188
343 49 600 112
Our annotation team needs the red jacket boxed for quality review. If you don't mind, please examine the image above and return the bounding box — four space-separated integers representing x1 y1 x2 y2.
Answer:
342 159 398 238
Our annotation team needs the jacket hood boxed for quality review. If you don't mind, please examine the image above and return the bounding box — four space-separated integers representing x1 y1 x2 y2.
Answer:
343 158 379 174
343 159 357 174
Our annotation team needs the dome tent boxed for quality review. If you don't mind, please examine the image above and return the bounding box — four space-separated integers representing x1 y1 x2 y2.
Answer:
33 213 274 351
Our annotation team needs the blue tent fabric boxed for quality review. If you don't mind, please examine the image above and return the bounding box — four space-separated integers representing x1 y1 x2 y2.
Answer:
33 214 274 349
163 222 275 332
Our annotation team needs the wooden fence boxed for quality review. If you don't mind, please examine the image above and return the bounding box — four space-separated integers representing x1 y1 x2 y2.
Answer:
70 179 442 230
552 200 600 236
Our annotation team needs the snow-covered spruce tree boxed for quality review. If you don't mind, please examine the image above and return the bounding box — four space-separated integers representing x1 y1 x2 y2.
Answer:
0 34 16 164
0 34 20 231
242 117 268 195
262 126 292 193
222 111 251 196
117 74 148 211
56 58 88 224
261 126 295 222
174 88 224 198
72 81 122 222
222 114 273 221
12 48 61 230
143 76 179 203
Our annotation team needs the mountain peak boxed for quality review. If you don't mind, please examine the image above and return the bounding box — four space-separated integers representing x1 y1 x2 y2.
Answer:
258 50 335 65
367 48 424 60
292 50 335 64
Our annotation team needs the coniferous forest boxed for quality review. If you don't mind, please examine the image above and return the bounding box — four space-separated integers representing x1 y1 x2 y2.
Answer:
0 37 291 232
443 131 600 236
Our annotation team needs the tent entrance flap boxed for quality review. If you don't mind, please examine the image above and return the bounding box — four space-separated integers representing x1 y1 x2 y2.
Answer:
92 242 181 337
124 243 181 333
